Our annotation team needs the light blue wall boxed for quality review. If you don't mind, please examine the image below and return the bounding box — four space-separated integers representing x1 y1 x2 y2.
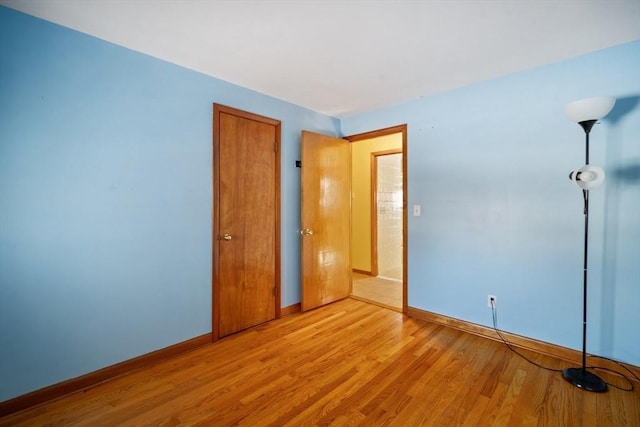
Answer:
1 5 638 403
342 40 640 367
0 6 338 401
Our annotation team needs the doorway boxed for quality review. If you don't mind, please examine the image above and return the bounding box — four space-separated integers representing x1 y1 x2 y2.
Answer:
346 126 407 312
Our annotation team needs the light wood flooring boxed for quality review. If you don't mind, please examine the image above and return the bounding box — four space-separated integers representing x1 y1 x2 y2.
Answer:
1 299 638 426
352 272 402 310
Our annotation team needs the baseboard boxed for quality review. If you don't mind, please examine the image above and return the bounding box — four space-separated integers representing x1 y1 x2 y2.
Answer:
350 295 402 313
352 269 373 275
0 333 212 417
281 303 301 317
406 306 640 381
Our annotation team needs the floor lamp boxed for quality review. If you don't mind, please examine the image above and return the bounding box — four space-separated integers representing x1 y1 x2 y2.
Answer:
562 96 615 393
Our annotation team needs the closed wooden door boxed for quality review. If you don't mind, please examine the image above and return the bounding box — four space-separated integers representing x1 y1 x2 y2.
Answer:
213 104 281 339
300 131 351 311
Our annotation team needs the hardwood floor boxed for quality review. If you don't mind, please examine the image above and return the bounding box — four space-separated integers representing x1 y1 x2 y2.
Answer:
1 299 638 426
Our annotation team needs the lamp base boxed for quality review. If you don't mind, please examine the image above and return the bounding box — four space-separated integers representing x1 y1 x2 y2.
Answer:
562 367 608 392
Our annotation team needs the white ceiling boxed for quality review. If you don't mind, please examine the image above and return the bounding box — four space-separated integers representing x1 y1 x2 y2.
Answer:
2 0 639 117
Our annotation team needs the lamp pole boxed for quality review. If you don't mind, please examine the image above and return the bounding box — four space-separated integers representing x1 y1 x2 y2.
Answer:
580 120 595 378
581 187 588 377
562 119 608 393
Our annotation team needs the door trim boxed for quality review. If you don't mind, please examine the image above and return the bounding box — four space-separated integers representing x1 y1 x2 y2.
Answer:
212 104 281 341
345 125 408 314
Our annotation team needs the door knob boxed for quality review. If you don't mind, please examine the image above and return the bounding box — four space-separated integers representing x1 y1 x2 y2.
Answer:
300 228 314 236
219 233 233 241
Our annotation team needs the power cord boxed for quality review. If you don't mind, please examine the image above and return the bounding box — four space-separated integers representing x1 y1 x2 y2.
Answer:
490 299 562 373
588 355 640 391
490 300 636 392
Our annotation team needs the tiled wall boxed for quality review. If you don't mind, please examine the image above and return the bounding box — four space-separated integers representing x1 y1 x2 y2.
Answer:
376 153 403 280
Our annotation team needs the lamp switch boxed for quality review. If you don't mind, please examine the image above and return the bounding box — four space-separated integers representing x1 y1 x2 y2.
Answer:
413 205 421 216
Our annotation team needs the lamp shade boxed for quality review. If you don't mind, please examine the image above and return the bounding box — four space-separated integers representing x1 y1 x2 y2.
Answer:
564 97 615 123
569 165 605 190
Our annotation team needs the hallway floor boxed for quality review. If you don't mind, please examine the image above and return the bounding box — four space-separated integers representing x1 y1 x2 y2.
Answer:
351 272 402 311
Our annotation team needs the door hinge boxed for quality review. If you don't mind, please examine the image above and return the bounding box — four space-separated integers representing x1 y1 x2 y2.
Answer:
274 141 278 153
273 287 278 297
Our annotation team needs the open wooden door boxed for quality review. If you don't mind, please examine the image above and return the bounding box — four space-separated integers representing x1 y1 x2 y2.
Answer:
300 131 351 311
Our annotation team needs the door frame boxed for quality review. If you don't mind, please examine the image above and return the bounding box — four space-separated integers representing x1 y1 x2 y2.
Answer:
345 124 408 313
212 103 282 341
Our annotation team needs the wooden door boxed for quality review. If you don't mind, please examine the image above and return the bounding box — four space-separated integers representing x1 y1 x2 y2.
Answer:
300 131 351 311
213 104 280 339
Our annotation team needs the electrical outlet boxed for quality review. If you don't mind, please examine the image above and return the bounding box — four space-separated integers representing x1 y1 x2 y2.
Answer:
487 294 497 308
